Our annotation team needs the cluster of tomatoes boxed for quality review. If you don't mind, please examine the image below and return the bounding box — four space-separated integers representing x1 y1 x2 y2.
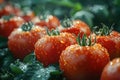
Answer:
0 3 120 80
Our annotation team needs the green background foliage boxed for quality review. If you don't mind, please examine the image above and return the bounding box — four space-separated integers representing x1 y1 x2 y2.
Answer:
7 0 120 31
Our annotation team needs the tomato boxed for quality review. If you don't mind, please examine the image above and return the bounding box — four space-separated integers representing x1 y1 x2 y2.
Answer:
46 15 60 30
8 22 46 59
110 31 120 37
35 32 76 66
95 35 117 60
92 25 120 60
35 19 46 28
92 33 120 60
59 35 110 80
0 16 25 37
21 11 35 22
34 15 60 30
101 58 120 80
60 20 91 38
0 4 22 17
110 31 120 59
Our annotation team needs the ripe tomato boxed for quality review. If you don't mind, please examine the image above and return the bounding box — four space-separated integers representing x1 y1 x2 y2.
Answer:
34 15 60 30
8 22 46 59
35 32 76 66
95 35 117 60
0 16 25 37
92 24 120 60
101 58 120 80
46 15 60 30
21 11 35 22
34 19 46 28
110 31 120 57
0 4 22 17
92 29 120 60
59 35 110 80
110 31 120 37
60 20 91 38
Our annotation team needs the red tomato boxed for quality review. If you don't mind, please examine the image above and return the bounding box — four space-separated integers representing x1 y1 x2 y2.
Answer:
110 31 120 56
101 58 120 80
8 22 46 59
0 4 22 17
60 20 91 38
96 35 117 60
92 30 120 60
46 15 60 30
35 20 46 28
21 11 35 22
110 31 120 37
34 15 60 30
35 32 76 66
0 16 25 37
60 43 110 80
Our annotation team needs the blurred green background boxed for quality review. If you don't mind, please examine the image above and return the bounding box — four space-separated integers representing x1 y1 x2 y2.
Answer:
5 0 120 32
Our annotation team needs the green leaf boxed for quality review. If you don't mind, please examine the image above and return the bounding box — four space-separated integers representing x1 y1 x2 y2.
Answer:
0 48 14 69
0 36 8 48
10 60 27 74
89 5 109 18
114 0 120 6
48 0 82 12
49 70 63 80
73 10 94 27
0 69 14 80
23 52 36 63
10 64 24 74
14 61 64 80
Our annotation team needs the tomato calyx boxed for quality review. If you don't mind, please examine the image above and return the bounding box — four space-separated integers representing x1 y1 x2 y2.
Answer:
47 29 60 36
93 24 113 36
77 34 96 46
61 18 73 28
1 15 14 21
38 10 50 20
21 22 33 31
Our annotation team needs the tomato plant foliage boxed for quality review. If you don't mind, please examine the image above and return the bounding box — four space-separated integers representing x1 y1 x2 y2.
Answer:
0 50 64 80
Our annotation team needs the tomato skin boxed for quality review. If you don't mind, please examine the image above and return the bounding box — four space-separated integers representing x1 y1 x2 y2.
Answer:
35 20 46 28
33 15 60 30
92 31 120 60
0 16 25 37
59 43 110 80
110 31 120 58
35 32 76 66
61 20 91 38
8 26 46 59
0 4 22 17
96 36 117 60
110 31 120 37
46 15 60 30
22 11 35 22
101 58 120 80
